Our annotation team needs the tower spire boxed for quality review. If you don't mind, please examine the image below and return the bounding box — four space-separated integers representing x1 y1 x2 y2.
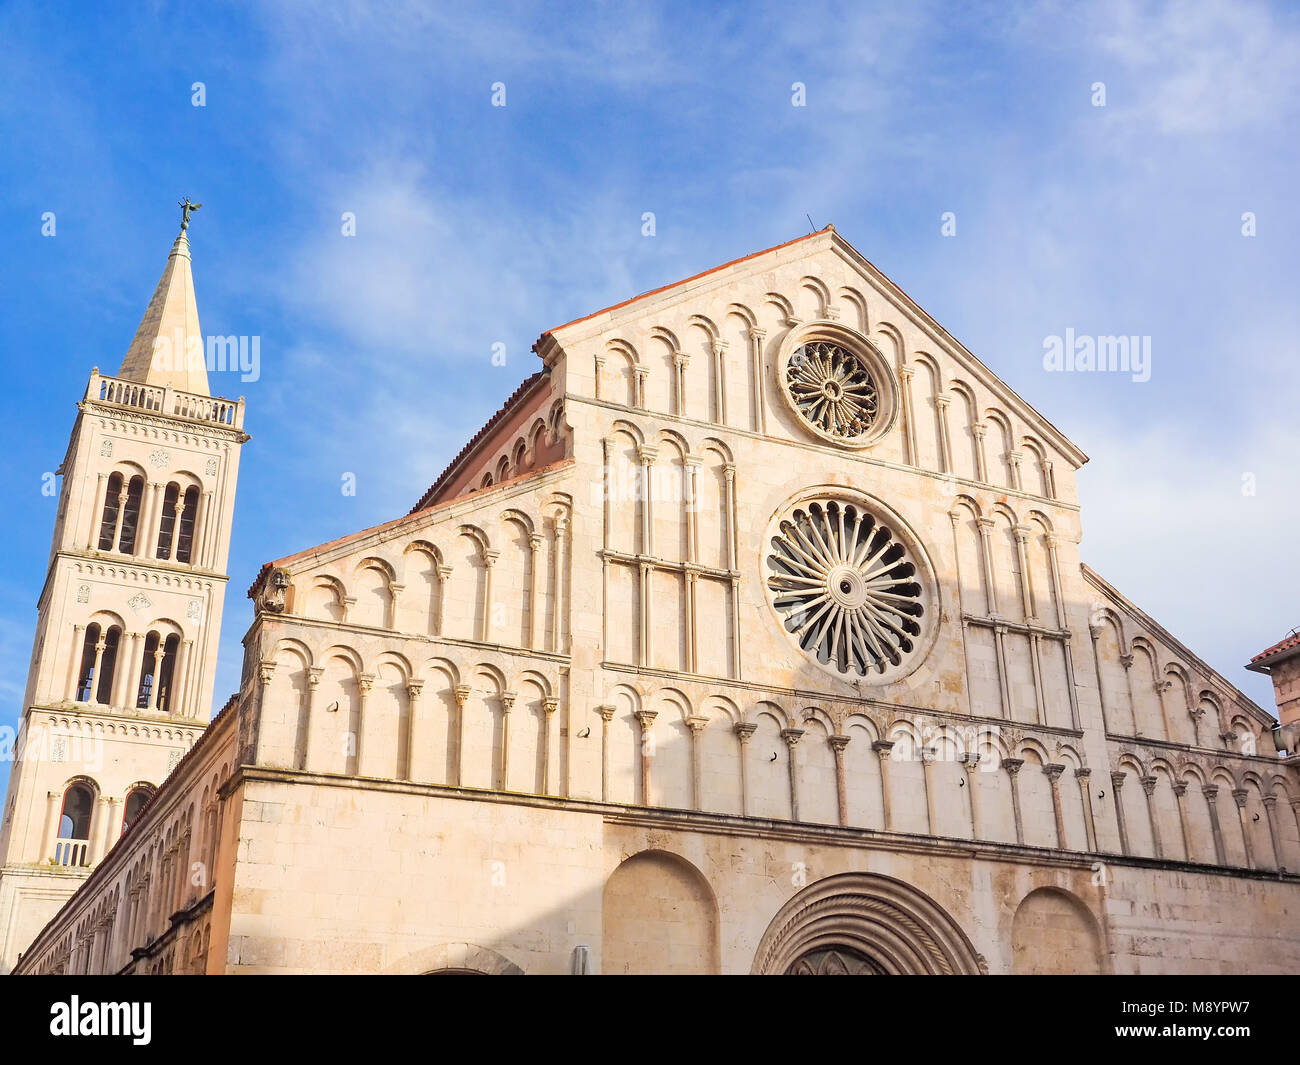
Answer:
116 206 209 397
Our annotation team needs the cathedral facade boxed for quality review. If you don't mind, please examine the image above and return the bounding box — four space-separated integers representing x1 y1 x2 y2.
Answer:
5 225 1299 975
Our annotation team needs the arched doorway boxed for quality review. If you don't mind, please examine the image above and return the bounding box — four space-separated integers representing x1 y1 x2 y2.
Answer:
752 872 985 975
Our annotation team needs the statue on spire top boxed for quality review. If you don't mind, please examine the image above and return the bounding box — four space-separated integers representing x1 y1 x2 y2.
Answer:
178 197 202 231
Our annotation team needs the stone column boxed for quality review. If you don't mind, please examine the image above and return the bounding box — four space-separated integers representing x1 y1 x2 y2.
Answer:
120 632 145 709
1004 758 1025 844
934 393 953 473
1027 634 1047 726
134 481 162 560
919 746 936 834
683 566 699 674
686 716 708 811
436 566 453 636
90 634 108 704
873 740 895 831
830 735 850 827
1204 785 1226 865
388 582 404 631
1172 782 1192 861
673 351 687 415
1042 764 1066 848
43 791 61 862
972 423 989 483
595 704 615 801
452 685 471 786
633 366 648 409
110 483 128 552
1111 772 1130 855
498 691 516 790
898 365 918 465
1233 789 1254 869
637 446 657 556
1139 776 1162 858
1008 449 1024 491
993 623 1012 720
169 640 193 716
527 534 543 649
145 642 168 711
553 515 569 654
748 329 767 432
189 490 209 566
683 458 700 563
403 680 424 781
722 464 738 570
479 550 499 643
1012 524 1035 621
781 728 803 822
712 339 728 425
66 624 86 700
1087 623 1111 733
541 698 559 795
735 722 756 816
88 473 108 549
300 667 323 771
635 710 657 805
593 354 606 401
1076 767 1097 851
962 753 982 839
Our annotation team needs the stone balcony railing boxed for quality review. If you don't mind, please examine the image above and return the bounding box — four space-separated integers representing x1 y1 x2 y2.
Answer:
85 370 245 430
52 837 91 868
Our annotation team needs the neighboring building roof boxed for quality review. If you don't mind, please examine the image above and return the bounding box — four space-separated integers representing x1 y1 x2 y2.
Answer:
1247 629 1300 673
117 229 210 396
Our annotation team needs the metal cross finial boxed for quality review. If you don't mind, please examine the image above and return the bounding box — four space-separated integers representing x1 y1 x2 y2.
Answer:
178 198 203 231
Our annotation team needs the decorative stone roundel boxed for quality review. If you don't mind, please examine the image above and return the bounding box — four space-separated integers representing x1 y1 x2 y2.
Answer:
785 341 879 439
776 323 897 449
765 496 926 679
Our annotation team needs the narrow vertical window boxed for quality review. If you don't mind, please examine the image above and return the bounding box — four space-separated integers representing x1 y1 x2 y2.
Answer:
75 624 101 701
95 626 120 704
97 473 123 550
155 482 180 559
176 487 200 563
137 632 159 709
117 476 145 556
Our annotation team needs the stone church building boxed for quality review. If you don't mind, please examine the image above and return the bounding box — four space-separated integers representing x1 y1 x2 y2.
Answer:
3 223 1298 975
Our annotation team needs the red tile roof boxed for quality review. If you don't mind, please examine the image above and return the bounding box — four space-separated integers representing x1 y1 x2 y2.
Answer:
1248 628 1300 670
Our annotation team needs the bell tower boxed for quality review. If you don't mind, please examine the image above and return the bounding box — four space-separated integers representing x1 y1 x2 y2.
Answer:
0 212 248 971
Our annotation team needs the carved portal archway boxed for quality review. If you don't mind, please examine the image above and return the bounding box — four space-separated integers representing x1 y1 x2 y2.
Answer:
752 872 986 975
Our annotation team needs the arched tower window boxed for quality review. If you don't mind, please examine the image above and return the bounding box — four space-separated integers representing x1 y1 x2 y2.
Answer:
155 483 181 559
116 476 145 555
176 487 200 563
121 786 155 836
97 473 124 550
75 624 120 704
58 783 94 840
137 633 159 709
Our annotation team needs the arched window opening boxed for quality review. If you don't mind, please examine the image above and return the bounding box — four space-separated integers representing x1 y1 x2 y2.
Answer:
117 476 145 556
121 786 155 836
74 624 119 704
75 624 101 702
176 487 200 563
155 482 181 559
137 632 160 709
157 634 180 712
97 473 124 550
58 783 94 841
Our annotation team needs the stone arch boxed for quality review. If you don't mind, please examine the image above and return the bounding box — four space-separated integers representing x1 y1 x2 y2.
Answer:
752 872 984 975
602 850 719 975
1011 888 1103 974
387 942 523 975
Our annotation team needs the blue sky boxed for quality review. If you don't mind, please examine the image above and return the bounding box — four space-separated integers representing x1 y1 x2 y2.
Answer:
1 0 1297 794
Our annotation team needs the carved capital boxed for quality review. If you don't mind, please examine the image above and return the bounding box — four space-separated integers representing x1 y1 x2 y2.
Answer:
1232 788 1248 808
357 672 375 694
1043 763 1065 783
1003 757 1025 776
543 698 559 715
454 684 472 709
1110 771 1127 790
1139 775 1157 796
1203 785 1219 803
1074 766 1091 780
500 690 517 712
780 728 804 748
633 710 657 732
828 734 850 753
871 740 894 759
734 722 757 742
595 703 615 723
407 681 425 700
257 661 277 686
685 715 709 734
307 667 324 686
